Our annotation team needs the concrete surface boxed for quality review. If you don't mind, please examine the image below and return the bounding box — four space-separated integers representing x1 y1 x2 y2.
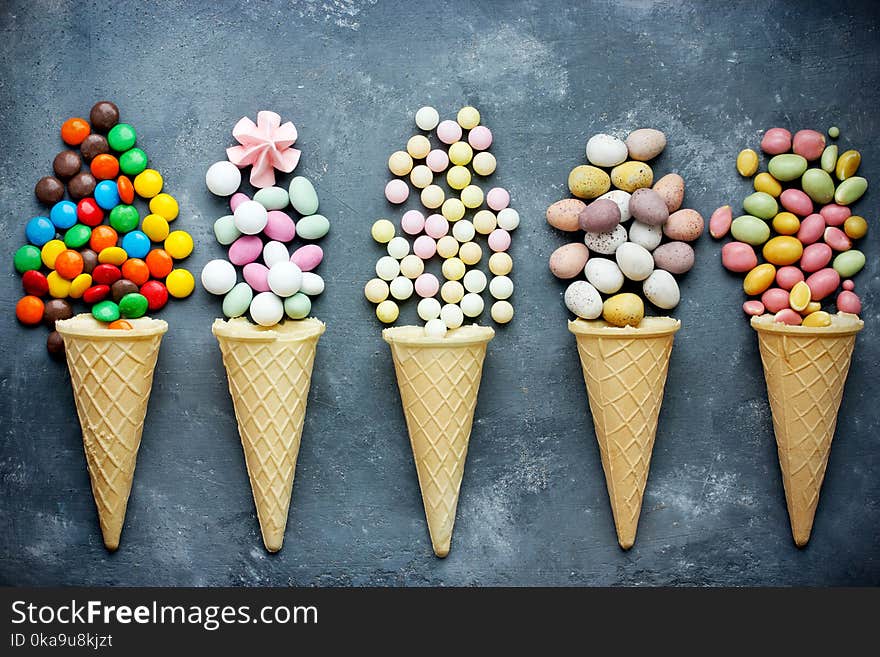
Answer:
0 0 878 586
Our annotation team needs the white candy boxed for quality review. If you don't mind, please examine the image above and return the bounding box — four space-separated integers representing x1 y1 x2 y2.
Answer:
415 106 440 131
460 292 484 317
418 297 442 321
497 208 520 231
399 254 425 279
267 261 302 297
615 242 654 282
424 318 448 338
488 275 513 300
463 269 487 293
584 257 624 294
300 272 325 296
597 190 632 222
586 133 628 168
375 256 400 281
583 223 627 254
564 281 603 319
387 236 410 259
389 276 414 300
205 161 242 196
249 292 284 326
440 303 464 329
233 200 268 235
262 241 289 268
200 259 237 295
628 221 663 251
490 300 514 324
452 220 476 243
643 269 680 309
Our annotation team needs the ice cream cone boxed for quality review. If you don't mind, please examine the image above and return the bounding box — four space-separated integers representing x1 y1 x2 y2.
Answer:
55 314 168 551
383 325 495 557
568 317 680 549
751 312 863 547
212 317 325 552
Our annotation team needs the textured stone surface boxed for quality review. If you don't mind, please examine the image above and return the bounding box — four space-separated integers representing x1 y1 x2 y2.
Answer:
0 0 878 586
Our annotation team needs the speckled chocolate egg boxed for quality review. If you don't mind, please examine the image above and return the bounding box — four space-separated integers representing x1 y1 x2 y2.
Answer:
565 280 603 319
610 161 654 192
652 173 685 213
643 270 680 309
652 241 695 274
629 221 663 251
597 189 632 222
628 188 669 226
583 224 627 255
663 209 704 241
578 198 621 232
546 198 587 232
602 292 645 327
568 165 611 199
625 128 667 161
549 243 590 279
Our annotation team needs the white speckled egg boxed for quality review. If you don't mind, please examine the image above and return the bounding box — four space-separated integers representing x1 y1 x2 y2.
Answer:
615 242 655 282
584 257 624 294
583 223 627 255
586 133 629 168
643 269 680 309
564 280 603 319
597 189 632 222
628 221 663 251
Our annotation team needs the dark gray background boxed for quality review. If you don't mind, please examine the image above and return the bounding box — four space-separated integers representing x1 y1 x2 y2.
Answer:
1 0 877 586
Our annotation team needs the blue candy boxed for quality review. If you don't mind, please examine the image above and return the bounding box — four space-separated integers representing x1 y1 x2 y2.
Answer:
121 230 151 259
25 216 55 246
94 180 120 210
49 201 78 229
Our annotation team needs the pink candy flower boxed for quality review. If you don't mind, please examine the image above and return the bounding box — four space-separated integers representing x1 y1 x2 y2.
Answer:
226 110 301 188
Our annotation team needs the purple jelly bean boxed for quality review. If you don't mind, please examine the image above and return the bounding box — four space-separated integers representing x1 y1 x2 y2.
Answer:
228 235 263 266
290 244 323 272
242 262 270 292
263 210 296 242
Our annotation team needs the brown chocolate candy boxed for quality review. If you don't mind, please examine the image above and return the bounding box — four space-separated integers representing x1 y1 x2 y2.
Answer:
111 278 139 302
68 171 97 200
53 150 81 180
43 298 73 327
80 248 98 274
35 176 65 205
89 101 119 133
80 133 110 161
47 331 65 357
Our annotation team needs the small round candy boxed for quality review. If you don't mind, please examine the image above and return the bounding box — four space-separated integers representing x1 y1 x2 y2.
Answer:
489 275 514 300
461 185 484 209
473 210 497 235
844 215 868 239
166 269 195 298
249 292 284 326
140 280 169 311
301 272 325 297
145 248 174 278
488 229 511 252
401 210 426 235
26 216 55 246
142 213 170 241
109 204 139 233
150 193 179 221
418 297 442 321
424 214 449 239
111 279 139 302
442 257 466 281
50 201 78 229
98 246 128 266
14 244 43 273
89 225 118 253
108 123 136 151
284 293 312 319
459 241 483 266
68 172 97 200
16 296 45 325
121 258 150 285
414 273 440 298
413 235 437 259
262 241 289 268
442 198 466 222
410 165 433 189
53 150 81 180
452 220 476 243
41 239 66 268
82 284 110 304
406 135 431 159
843 279 855 291
267 261 303 297
447 165 471 190
385 179 410 204
46 271 72 298
371 219 396 243
468 126 493 151
489 252 513 276
206 161 242 196
486 187 510 211
92 263 122 286
497 208 520 231
90 101 119 132
463 269 487 293
121 231 151 259
233 200 268 235
222 282 253 318
457 106 480 130
387 236 410 259
64 224 92 249
118 292 148 319
436 120 462 145
424 318 448 338
390 276 414 300
364 278 390 303
46 330 64 355
22 270 49 297
90 153 120 180
491 300 514 324
448 142 473 167
243 263 270 292
426 149 449 173
76 198 103 227
91 299 120 323
400 254 425 279
376 255 400 281
472 151 497 176
54 249 84 279
376 299 399 323
69 273 92 299
94 180 121 209
133 169 163 198
436 235 459 259
388 151 413 176
461 292 485 317
201 259 237 295
441 280 465 304
108 320 133 330
35 176 65 205
117 175 135 204
415 106 440 131
164 230 194 259
421 184 445 209
119 148 148 176
80 134 110 161
440 303 464 329
61 117 90 146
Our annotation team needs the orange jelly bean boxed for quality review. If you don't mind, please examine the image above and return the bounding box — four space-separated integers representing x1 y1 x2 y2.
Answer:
54 249 84 280
61 117 90 146
108 319 133 330
145 249 173 278
89 225 118 253
117 175 135 204
121 258 150 285
91 153 120 180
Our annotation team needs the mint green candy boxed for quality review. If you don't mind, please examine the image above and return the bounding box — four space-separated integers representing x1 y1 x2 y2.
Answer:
768 154 807 181
119 148 148 176
801 169 835 204
742 192 778 220
254 186 290 210
108 123 136 151
731 215 770 246
118 293 148 319
14 244 42 273
213 215 241 245
289 176 319 215
109 205 140 233
296 214 329 240
283 292 311 319
92 300 120 323
833 250 865 278
820 145 838 173
222 283 253 318
834 176 868 205
64 224 92 249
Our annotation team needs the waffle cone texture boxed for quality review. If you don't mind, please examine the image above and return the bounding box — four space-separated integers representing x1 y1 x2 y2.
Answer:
568 317 680 549
383 325 495 557
213 318 325 553
751 313 863 547
55 315 168 551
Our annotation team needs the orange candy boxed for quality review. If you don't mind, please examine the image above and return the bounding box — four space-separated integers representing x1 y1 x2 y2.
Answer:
121 258 150 285
61 117 90 146
54 249 84 280
16 295 45 325
91 154 120 180
117 175 135 204
108 319 133 330
89 225 118 253
145 249 173 278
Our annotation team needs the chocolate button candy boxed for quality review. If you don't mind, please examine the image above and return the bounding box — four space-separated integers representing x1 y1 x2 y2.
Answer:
80 248 98 274
35 176 65 205
68 172 97 200
89 101 120 133
46 331 65 357
111 278 139 302
43 298 73 327
80 133 110 161
53 150 81 180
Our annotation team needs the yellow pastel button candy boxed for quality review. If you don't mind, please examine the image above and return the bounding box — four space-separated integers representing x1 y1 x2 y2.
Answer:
165 230 194 259
446 165 471 190
489 252 513 276
472 151 496 176
371 219 395 243
376 300 399 323
149 193 179 220
442 257 466 281
442 198 466 222
141 213 170 241
41 239 66 269
364 278 389 303
436 236 459 259
458 241 482 265
461 184 484 209
166 268 195 297
388 151 413 176
420 185 445 209
441 280 464 304
133 169 164 198
457 106 480 130
448 141 473 166
406 135 431 159
473 210 497 234
98 246 128 265
69 273 92 299
47 270 71 298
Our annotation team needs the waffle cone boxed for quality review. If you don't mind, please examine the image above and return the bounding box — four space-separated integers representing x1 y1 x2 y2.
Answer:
383 325 495 557
55 315 167 551
568 317 680 549
751 313 863 547
212 318 325 553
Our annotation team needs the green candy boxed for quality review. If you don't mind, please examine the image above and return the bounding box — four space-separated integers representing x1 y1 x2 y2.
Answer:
820 145 838 173
213 215 241 245
64 224 92 249
14 244 42 273
222 283 253 318
828 126 840 138
253 186 290 210
731 215 770 246
833 250 866 278
109 204 140 233
119 148 148 176
107 123 137 152
834 176 868 205
742 191 778 220
118 292 148 319
283 292 311 320
296 214 330 240
768 154 807 182
289 176 319 215
92 300 120 323
801 169 835 204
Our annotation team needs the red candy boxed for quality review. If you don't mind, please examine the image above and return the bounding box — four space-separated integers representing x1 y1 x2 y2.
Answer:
774 308 803 325
801 243 832 273
792 129 826 161
837 290 862 315
82 284 110 304
843 280 855 291
760 128 792 155
91 263 122 286
76 197 104 226
140 280 168 311
823 227 852 251
22 270 49 296
743 300 765 316
819 203 851 227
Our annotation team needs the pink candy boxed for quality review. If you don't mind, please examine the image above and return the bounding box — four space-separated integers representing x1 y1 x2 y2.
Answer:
761 288 791 313
486 187 510 211
709 205 733 239
424 214 449 238
792 129 826 161
228 235 263 266
800 242 832 272
414 273 440 298
721 241 758 273
779 189 813 216
760 128 792 155
820 203 851 227
774 308 803 325
413 235 437 259
401 210 426 235
263 210 296 242
776 266 805 290
243 262 270 292
805 268 840 301
291 244 323 271
230 192 250 213
468 126 493 151
837 290 862 314
488 228 511 252
797 214 825 245
843 279 855 291
426 149 449 173
824 226 852 251
385 179 409 204
743 300 765 316
436 120 462 145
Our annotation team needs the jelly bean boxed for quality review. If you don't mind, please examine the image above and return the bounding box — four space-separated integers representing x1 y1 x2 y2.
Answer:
721 241 758 273
774 309 802 325
761 288 791 313
149 193 178 220
834 176 867 205
802 311 832 328
118 292 148 318
69 273 92 299
264 211 296 242
164 231 194 259
54 249 84 279
835 150 861 180
768 154 807 181
792 129 825 161
166 269 195 298
82 284 110 304
743 300 765 316
771 212 800 235
145 249 174 278
788 281 812 311
819 203 850 227
291 245 323 272
133 169 163 198
109 205 139 233
41 240 66 268
805 268 840 300
796 213 825 245
243 263 271 292
22 270 49 297
139 280 169 311
289 177 319 215
26 216 55 246
142 213 170 242
836 290 862 315
14 245 43 273
833 250 865 278
820 145 838 173
121 258 150 286
779 189 813 216
736 149 759 177
229 192 249 212
98 246 127 266
801 168 835 204
296 214 330 240
776 266 804 290
763 236 803 266
824 226 851 251
16 296 44 325
753 172 782 197
121 231 151 259
284 293 311 320
46 271 71 298
730 215 770 246
91 299 120 322
108 123 137 151
92 263 122 286
119 148 148 176
50 201 78 229
91 153 120 180
844 215 867 239
117 175 135 204
229 235 263 266
743 263 776 296
488 229 511 252
223 283 254 318
760 128 791 155
743 192 777 219
801 243 832 273
75 198 103 227
94 180 120 209
108 319 134 330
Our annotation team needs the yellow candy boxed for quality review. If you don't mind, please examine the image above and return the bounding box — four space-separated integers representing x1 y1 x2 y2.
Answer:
409 165 433 189
420 185 445 209
448 141 473 166
762 235 803 265
456 106 480 130
489 252 513 276
41 239 66 269
569 165 612 198
141 213 170 241
46 270 71 298
472 151 496 176
364 278 389 303
371 219 395 243
461 185 484 209
802 301 822 315
789 281 812 312
835 149 861 180
376 299 399 323
98 246 128 265
754 172 782 197
441 257 466 281
69 273 92 299
602 293 644 328
771 212 800 236
736 149 759 177
473 210 497 234
436 236 459 259
406 135 431 159
133 169 163 198
166 268 195 298
458 241 482 265
802 310 832 327
844 215 868 239
149 193 179 220
442 198 466 222
164 230 194 259
399 255 424 279
446 165 471 190
441 280 464 304
609 161 652 193
388 150 413 176
743 263 776 295
491 300 514 324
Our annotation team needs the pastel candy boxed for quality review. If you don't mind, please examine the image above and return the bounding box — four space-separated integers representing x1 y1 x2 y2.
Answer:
254 186 290 210
228 235 263 265
819 203 851 227
289 176 319 215
264 210 296 242
296 214 330 240
413 235 437 259
291 244 323 271
242 262 271 292
213 215 241 245
230 192 250 213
